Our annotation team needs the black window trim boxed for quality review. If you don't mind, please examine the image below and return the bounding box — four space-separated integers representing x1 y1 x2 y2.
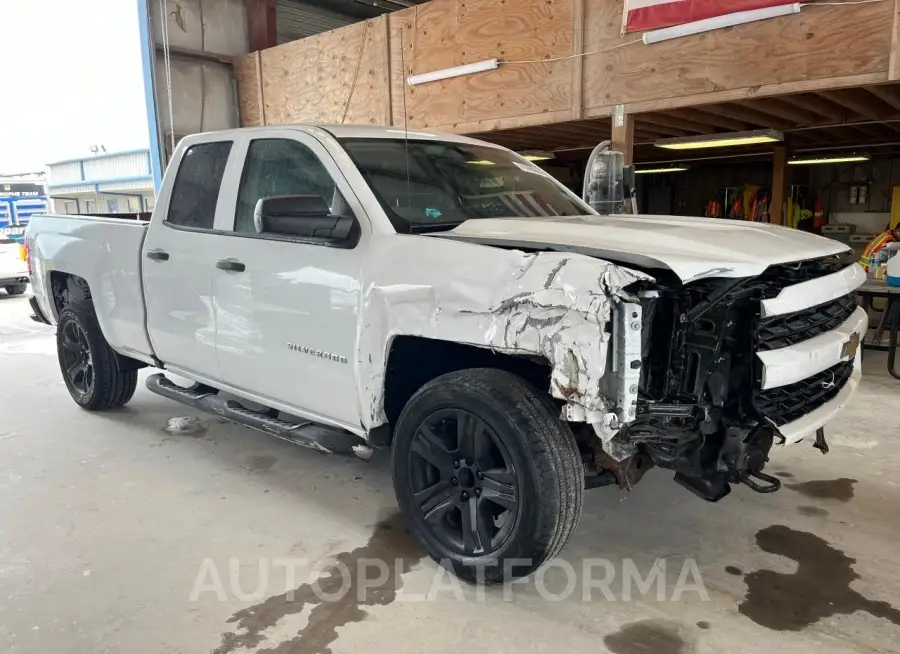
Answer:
161 219 360 249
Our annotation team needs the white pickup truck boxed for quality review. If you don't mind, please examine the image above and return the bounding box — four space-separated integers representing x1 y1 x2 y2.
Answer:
26 125 866 582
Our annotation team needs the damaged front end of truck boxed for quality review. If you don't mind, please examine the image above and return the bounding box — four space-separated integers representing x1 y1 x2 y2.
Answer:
365 237 861 503
587 255 862 502
438 250 794 502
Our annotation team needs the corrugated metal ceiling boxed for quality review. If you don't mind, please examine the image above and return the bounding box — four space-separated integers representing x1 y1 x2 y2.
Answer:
276 0 425 44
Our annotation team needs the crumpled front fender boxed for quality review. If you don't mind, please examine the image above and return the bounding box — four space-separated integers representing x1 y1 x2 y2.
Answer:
357 238 652 438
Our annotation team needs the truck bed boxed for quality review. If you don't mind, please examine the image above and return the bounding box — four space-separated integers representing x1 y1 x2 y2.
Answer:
27 213 154 362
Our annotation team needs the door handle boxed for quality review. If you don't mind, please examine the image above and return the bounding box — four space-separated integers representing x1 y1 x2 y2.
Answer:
216 259 246 272
145 249 169 261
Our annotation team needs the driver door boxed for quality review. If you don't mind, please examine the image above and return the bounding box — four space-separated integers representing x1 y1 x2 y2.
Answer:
212 130 368 430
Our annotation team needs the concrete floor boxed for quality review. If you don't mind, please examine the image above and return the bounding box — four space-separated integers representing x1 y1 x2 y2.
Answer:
1 290 899 654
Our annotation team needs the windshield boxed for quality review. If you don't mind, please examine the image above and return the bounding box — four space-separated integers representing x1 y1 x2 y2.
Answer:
339 138 592 232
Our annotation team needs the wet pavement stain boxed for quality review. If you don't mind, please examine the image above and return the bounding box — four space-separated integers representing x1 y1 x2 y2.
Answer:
603 619 690 654
797 505 829 517
724 565 743 576
785 478 857 502
738 525 900 631
212 512 423 654
245 455 277 473
695 621 711 630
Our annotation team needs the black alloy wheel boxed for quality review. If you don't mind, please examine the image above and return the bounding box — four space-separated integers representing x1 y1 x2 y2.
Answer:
392 368 585 584
408 408 520 557
60 319 94 397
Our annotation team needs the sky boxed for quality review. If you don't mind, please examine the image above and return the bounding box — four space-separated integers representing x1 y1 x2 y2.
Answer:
0 0 149 174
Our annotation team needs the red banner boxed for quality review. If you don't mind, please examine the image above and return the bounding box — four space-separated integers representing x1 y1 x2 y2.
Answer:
624 0 796 33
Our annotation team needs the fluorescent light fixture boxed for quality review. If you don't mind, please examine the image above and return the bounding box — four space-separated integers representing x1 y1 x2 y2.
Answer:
520 151 555 162
407 59 499 86
655 129 783 151
467 160 496 166
642 4 801 45
635 166 689 174
788 155 870 165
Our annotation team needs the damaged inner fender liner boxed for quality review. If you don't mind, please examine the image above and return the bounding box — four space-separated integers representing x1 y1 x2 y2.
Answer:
357 249 651 442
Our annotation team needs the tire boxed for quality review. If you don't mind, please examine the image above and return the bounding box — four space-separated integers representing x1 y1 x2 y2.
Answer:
4 284 26 296
56 300 138 410
392 368 584 584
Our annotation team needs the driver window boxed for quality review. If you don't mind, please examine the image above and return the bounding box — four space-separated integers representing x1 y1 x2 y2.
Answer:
234 138 344 234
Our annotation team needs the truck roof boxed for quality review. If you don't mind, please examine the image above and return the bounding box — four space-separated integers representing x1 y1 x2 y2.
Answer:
184 124 500 148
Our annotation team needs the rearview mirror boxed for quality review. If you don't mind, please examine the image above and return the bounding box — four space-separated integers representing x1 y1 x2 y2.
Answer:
253 195 357 244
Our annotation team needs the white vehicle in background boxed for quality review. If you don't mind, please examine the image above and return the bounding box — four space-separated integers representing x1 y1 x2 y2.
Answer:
0 238 28 296
25 125 865 583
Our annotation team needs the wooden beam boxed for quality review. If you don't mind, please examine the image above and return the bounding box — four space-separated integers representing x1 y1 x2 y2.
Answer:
571 0 584 120
692 103 789 129
611 107 635 165
865 85 900 113
255 52 266 126
667 107 749 132
891 0 900 80
634 120 692 137
584 73 888 121
156 44 233 65
770 146 788 226
777 93 843 121
638 112 715 134
816 89 884 120
383 17 392 126
634 129 669 141
737 98 823 126
248 0 277 52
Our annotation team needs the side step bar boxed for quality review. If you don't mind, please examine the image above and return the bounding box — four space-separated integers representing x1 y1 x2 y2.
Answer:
146 373 366 455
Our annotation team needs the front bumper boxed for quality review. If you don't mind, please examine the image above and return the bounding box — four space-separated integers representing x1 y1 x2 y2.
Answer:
755 264 865 445
773 352 861 445
757 306 867 390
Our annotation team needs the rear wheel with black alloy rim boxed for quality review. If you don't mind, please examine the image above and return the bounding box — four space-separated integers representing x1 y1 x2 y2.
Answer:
392 368 584 584
56 300 137 410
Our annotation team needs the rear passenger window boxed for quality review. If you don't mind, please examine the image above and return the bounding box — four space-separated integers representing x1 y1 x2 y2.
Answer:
167 141 232 229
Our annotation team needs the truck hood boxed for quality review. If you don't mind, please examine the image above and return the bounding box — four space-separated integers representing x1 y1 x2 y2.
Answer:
431 214 849 283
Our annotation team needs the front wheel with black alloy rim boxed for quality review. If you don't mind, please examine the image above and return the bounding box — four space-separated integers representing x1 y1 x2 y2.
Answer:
392 368 584 584
56 300 138 410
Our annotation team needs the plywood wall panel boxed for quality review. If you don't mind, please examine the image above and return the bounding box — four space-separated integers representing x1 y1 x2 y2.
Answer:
234 52 261 127
258 16 390 126
391 0 575 130
583 0 892 114
235 0 894 137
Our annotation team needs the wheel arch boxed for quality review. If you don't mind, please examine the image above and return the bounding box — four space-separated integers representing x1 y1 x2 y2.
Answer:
49 270 92 319
50 273 146 373
377 335 554 441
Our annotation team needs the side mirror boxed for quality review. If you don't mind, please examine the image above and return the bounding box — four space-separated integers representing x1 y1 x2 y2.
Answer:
253 195 356 243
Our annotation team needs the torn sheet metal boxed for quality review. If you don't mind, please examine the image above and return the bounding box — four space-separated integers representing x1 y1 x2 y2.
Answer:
356 238 651 441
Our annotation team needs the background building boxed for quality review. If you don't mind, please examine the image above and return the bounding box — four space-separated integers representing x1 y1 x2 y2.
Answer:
47 149 155 215
0 173 48 243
